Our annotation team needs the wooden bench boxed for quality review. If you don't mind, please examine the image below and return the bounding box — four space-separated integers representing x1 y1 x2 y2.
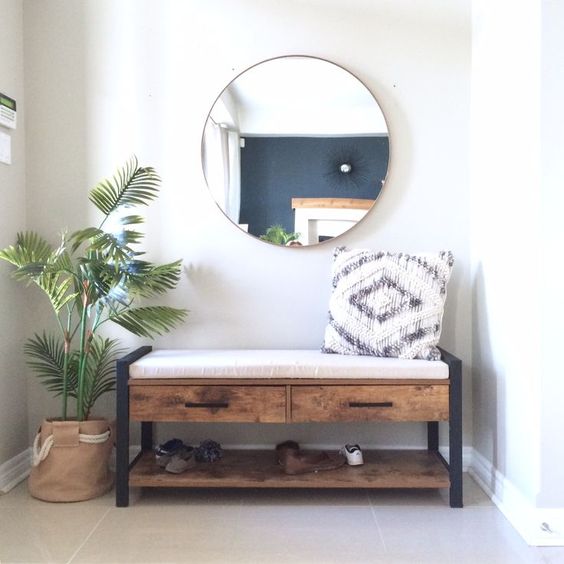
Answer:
115 348 462 507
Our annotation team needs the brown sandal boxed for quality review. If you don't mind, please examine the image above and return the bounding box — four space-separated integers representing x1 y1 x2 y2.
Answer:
283 450 346 475
275 440 300 466
275 441 346 475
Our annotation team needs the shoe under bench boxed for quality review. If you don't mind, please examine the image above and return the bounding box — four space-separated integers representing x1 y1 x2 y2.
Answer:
115 347 462 508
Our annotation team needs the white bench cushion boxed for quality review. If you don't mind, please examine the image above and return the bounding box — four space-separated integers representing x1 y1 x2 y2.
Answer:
129 350 449 379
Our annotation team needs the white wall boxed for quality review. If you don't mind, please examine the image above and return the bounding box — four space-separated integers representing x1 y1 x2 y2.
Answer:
0 0 28 465
23 0 472 449
539 0 564 508
231 56 389 135
471 0 542 503
471 0 564 544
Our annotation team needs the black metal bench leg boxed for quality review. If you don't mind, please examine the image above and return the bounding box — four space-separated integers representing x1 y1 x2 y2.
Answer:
448 357 463 508
427 421 439 451
116 357 130 507
141 422 153 451
115 346 153 508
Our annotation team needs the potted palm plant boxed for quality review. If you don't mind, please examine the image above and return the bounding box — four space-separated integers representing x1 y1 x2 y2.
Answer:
0 157 187 501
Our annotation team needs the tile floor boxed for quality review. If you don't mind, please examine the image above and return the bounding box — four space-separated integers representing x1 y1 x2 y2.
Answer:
0 475 562 563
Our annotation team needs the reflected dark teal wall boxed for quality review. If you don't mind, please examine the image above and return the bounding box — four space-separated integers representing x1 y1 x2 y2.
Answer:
239 136 389 238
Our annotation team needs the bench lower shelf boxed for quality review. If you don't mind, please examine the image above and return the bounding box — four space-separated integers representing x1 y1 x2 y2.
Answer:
129 449 450 489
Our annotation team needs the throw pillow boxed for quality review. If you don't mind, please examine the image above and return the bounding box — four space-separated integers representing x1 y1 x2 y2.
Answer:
322 247 454 360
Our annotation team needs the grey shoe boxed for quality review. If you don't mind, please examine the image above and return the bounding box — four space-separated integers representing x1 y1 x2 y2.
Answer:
165 445 196 474
155 438 184 468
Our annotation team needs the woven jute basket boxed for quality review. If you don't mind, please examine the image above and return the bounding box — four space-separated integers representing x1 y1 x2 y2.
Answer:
28 418 114 502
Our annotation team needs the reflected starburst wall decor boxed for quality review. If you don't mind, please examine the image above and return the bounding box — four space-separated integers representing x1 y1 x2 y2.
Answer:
323 145 370 191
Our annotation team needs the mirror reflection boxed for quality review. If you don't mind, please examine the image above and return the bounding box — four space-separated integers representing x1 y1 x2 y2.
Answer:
202 56 390 246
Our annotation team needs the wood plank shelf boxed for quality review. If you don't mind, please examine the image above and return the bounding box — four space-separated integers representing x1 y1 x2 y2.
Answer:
129 449 450 489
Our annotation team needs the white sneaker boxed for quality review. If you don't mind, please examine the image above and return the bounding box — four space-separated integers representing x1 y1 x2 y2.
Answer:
341 444 364 466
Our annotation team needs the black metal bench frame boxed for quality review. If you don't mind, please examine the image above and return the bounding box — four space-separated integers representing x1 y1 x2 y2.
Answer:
115 346 462 508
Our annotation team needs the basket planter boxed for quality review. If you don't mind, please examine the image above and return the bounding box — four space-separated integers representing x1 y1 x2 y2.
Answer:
29 418 114 502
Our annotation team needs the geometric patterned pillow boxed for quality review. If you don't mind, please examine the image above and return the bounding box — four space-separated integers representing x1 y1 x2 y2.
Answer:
321 247 454 360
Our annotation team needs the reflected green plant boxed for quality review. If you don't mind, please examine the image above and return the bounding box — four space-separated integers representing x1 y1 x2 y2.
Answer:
259 225 300 246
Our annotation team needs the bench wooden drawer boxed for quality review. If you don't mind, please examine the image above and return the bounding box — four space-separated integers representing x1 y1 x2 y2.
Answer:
130 385 286 423
291 385 449 422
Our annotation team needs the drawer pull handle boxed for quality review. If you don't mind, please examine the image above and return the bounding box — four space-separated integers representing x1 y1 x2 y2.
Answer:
185 402 229 409
348 401 393 408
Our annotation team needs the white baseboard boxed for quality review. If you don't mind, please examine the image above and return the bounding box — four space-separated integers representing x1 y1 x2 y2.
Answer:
469 448 564 546
0 448 31 493
438 445 473 471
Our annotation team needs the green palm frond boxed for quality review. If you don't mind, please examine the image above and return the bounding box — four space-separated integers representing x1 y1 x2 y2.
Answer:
90 230 143 255
47 244 74 274
71 228 143 259
24 333 78 396
123 260 182 298
111 306 187 337
0 232 53 280
38 272 78 313
89 155 160 217
0 232 77 312
80 337 122 420
41 236 78 311
69 227 104 253
119 215 145 226
13 262 48 278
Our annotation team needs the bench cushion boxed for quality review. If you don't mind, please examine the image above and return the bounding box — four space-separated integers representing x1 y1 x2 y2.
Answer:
129 350 449 379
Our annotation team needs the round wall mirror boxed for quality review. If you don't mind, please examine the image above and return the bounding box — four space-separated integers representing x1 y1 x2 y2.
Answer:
202 55 390 247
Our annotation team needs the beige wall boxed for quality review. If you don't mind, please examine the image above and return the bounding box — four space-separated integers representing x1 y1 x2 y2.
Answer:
0 0 28 464
23 0 472 449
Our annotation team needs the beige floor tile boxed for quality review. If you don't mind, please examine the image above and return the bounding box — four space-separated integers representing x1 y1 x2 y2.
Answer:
229 505 385 561
0 492 109 563
69 504 242 563
223 549 381 563
373 505 545 563
459 472 498 506
381 549 545 564
0 475 560 564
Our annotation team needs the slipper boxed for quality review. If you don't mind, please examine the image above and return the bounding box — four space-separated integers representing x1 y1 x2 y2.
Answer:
275 440 300 465
282 450 346 475
194 439 223 463
155 438 184 468
165 445 196 474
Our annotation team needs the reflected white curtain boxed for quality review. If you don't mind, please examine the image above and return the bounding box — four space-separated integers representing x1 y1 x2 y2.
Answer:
202 120 241 223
